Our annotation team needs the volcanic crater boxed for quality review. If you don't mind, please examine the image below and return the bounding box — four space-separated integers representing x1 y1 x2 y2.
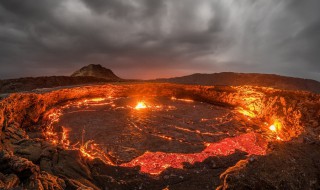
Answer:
1 83 319 189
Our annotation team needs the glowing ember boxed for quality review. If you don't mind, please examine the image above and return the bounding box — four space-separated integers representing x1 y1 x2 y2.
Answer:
135 102 147 110
121 132 267 175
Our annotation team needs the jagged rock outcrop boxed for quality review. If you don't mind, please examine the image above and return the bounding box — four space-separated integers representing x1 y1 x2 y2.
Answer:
217 142 320 189
71 64 120 80
0 149 67 190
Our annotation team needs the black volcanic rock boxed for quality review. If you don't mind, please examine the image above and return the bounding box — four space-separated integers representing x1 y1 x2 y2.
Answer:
157 72 320 93
71 64 120 80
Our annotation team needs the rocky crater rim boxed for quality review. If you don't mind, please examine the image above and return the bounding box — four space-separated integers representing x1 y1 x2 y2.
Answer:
2 84 318 144
0 83 319 189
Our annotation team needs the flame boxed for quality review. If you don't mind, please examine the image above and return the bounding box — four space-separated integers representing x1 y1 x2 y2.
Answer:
135 102 147 110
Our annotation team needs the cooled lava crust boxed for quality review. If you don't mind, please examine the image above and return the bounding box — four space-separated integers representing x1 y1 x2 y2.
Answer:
0 83 319 190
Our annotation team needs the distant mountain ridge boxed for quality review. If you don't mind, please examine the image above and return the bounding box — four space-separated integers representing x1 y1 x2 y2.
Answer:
71 64 120 80
156 72 320 93
1 66 320 94
0 64 123 94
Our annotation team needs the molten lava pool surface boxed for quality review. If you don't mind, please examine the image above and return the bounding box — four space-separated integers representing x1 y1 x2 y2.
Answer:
49 97 267 175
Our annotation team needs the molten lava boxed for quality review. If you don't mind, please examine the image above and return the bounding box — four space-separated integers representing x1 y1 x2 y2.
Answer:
61 127 70 148
88 98 106 102
135 101 147 110
269 125 276 132
43 96 279 175
121 133 267 175
269 120 284 141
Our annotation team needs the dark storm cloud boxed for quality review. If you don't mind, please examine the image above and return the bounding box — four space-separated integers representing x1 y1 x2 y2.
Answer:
0 0 319 80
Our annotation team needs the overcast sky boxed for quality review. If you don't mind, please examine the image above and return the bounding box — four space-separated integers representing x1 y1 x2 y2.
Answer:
0 0 319 80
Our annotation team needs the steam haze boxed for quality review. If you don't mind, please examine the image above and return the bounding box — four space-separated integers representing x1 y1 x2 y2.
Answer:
0 0 319 80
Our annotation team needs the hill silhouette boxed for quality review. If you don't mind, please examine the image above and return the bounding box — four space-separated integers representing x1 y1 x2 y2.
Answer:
71 64 120 80
157 72 320 93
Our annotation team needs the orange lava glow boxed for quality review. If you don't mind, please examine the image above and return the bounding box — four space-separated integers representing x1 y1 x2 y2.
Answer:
78 140 115 165
135 101 147 110
121 132 267 175
43 98 115 165
273 120 282 130
237 107 256 118
269 120 283 141
61 127 70 148
87 98 106 102
171 97 194 102
80 141 96 160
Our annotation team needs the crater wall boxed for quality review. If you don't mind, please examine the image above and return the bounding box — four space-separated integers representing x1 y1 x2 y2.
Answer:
0 83 319 189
